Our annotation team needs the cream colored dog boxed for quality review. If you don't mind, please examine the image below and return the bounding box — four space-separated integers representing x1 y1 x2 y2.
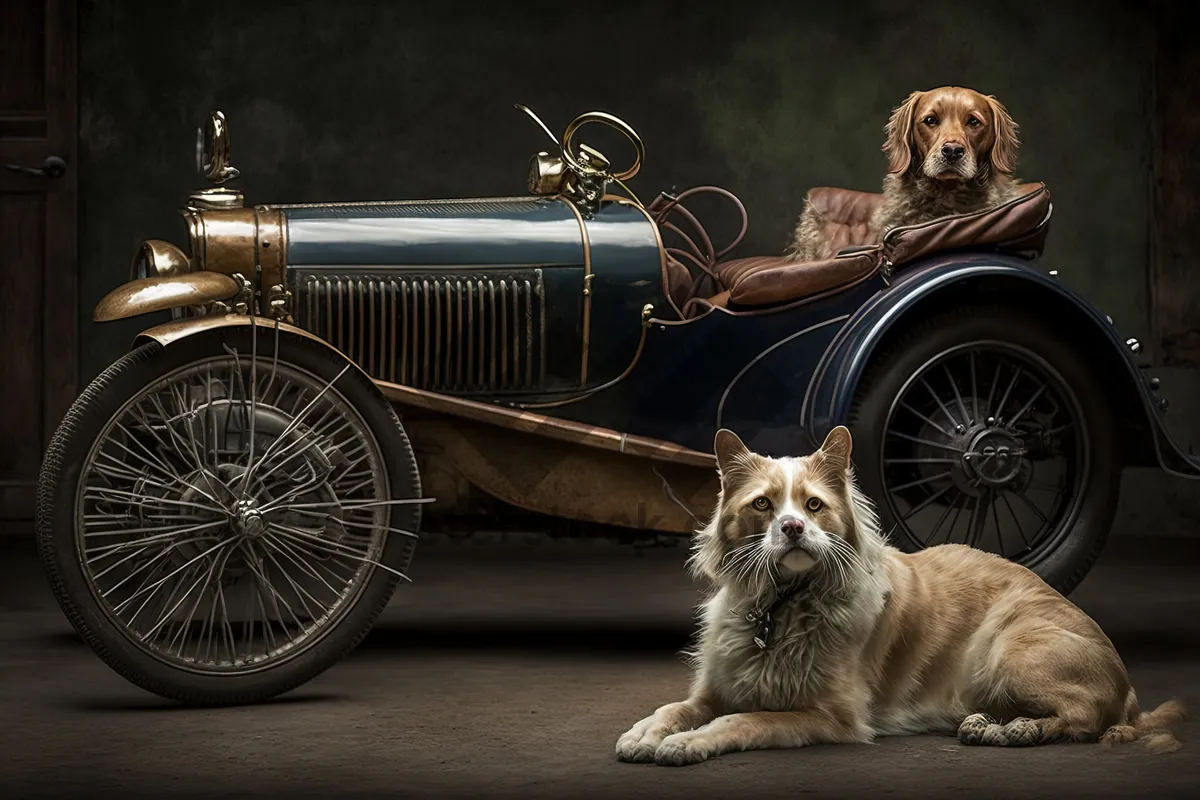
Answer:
616 427 1184 766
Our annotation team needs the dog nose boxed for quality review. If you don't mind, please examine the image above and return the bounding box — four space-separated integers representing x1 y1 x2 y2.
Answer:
780 517 805 541
941 142 966 162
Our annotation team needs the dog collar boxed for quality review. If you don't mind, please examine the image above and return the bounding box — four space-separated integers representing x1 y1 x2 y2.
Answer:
745 583 805 651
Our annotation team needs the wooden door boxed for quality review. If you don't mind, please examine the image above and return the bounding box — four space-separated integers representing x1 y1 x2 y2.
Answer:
0 0 78 522
1151 0 1200 366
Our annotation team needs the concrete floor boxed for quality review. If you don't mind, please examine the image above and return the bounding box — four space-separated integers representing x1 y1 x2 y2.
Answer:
1 533 1198 799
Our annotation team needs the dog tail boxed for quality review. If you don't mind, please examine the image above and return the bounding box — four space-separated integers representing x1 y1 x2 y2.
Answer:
1101 690 1187 754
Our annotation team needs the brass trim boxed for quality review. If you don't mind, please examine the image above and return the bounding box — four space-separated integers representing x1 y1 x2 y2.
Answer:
253 206 288 293
94 273 240 323
133 314 373 381
178 206 289 308
376 380 716 469
187 207 258 278
560 110 645 182
559 197 594 386
181 207 204 270
514 306 651 411
188 187 244 210
130 239 191 281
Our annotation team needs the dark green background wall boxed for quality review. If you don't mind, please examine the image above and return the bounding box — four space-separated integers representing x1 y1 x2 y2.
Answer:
77 0 1154 381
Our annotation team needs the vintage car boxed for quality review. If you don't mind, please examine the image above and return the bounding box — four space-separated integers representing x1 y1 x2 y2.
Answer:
36 106 1198 706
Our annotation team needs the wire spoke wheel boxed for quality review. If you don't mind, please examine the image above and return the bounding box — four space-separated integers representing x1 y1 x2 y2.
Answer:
76 352 395 673
880 342 1085 562
849 307 1119 596
38 327 424 704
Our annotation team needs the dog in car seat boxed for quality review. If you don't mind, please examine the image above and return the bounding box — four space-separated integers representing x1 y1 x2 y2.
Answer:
787 86 1024 261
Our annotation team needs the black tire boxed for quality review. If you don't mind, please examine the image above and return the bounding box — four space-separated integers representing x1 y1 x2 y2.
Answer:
36 326 422 706
848 305 1119 595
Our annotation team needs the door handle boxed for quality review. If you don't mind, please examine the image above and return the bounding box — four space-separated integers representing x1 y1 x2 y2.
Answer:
4 155 67 179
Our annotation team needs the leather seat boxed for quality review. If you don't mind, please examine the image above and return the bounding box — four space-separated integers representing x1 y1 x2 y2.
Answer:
712 182 1052 309
715 250 880 308
800 186 884 260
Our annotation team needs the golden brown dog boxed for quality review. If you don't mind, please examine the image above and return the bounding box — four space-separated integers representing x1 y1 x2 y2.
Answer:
787 86 1024 260
615 427 1185 766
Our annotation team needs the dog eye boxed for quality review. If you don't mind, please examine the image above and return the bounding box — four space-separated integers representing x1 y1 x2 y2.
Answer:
806 497 823 512
966 116 981 127
922 115 938 126
752 496 772 511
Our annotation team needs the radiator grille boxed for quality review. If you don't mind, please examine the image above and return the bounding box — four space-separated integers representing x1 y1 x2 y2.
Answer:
294 271 547 392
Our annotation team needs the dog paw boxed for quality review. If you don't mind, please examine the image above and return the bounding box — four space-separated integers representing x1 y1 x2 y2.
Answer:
957 712 997 745
995 717 1040 747
615 717 662 763
653 733 712 767
615 733 658 763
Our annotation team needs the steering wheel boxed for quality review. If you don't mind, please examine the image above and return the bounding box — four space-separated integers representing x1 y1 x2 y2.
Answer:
516 104 644 186
560 111 644 182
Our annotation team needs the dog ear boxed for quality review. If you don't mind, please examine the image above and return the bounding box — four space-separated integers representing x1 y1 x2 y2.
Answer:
713 428 752 481
986 94 1020 174
817 426 853 472
883 91 923 174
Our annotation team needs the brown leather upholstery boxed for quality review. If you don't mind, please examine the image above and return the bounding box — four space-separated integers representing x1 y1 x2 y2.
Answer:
718 251 880 307
882 182 1052 266
709 185 886 307
806 187 884 260
709 182 1052 309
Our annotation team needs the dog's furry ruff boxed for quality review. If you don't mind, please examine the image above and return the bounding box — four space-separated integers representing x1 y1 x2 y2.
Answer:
871 170 1022 238
616 428 1186 767
785 199 827 262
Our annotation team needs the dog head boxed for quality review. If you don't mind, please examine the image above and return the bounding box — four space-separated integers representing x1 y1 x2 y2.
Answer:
882 86 1019 182
689 426 883 595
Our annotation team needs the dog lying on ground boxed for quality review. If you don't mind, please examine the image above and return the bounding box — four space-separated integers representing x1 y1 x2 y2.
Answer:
615 426 1185 766
787 86 1024 260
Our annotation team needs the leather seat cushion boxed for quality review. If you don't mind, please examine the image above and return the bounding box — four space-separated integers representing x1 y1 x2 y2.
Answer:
719 250 879 307
806 187 884 260
883 182 1051 266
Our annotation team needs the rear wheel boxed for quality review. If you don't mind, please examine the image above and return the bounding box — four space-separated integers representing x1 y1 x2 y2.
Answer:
36 326 423 705
848 306 1119 595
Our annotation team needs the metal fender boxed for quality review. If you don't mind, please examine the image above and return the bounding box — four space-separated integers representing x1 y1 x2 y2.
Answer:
94 273 240 322
131 314 374 383
801 254 1199 478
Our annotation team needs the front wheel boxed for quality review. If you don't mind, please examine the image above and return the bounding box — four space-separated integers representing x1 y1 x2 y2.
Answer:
36 325 423 705
848 306 1120 595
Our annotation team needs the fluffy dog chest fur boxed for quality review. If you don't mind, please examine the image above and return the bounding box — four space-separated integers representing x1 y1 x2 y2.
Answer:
700 588 869 713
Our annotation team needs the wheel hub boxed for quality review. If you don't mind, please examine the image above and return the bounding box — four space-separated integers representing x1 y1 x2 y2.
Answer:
962 424 1027 488
233 500 266 539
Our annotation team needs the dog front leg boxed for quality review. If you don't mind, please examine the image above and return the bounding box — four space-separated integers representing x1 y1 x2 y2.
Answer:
653 707 869 766
616 696 720 763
